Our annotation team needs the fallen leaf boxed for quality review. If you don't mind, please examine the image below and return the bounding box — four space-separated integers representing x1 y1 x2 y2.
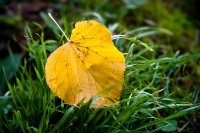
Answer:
45 20 125 106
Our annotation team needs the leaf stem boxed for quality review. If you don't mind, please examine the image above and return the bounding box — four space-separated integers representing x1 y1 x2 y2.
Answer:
48 13 70 42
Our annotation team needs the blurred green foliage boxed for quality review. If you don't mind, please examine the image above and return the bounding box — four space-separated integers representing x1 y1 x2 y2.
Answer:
0 53 20 94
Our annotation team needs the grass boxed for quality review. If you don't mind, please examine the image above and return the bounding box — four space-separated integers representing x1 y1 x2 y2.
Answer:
0 19 199 132
0 1 200 132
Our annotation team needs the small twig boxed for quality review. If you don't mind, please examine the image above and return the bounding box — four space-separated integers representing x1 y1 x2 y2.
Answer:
48 13 69 42
180 122 189 132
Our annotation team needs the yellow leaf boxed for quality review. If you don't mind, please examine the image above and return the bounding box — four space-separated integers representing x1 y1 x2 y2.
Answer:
45 20 125 106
